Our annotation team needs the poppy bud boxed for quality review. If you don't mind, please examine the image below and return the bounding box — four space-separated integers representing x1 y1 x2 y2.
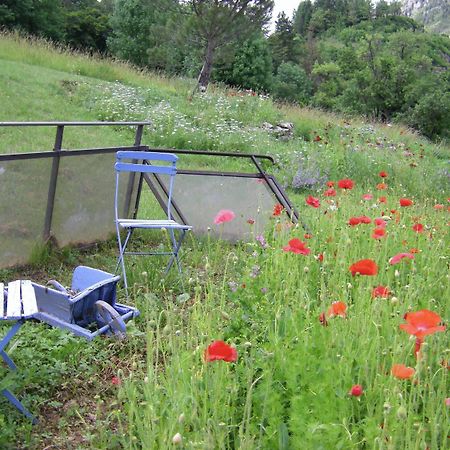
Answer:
349 384 363 396
172 433 183 445
396 406 407 420
178 413 185 423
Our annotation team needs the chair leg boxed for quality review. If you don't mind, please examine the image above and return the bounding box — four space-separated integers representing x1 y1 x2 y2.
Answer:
0 321 23 356
166 229 187 274
116 228 133 297
1 389 37 424
0 321 37 423
0 350 17 370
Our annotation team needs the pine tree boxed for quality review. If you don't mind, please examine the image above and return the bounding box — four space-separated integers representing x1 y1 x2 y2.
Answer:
185 0 273 92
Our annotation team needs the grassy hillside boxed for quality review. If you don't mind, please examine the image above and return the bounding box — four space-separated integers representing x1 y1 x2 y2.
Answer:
1 33 448 196
0 34 448 449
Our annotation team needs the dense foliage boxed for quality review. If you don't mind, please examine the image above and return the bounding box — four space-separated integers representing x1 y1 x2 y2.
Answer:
1 0 448 139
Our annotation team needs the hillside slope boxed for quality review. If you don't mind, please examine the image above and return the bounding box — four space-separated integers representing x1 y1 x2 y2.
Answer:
0 33 448 201
402 0 450 34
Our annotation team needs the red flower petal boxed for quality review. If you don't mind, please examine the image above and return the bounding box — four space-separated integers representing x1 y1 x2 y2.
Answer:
205 340 238 362
349 259 378 276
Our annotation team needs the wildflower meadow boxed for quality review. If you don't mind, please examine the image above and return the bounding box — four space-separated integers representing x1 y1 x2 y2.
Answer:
0 34 448 449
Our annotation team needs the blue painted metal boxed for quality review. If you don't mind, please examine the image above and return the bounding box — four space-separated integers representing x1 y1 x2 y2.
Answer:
115 162 176 175
0 319 37 423
0 268 139 423
1 389 37 424
32 266 139 341
114 152 193 295
116 150 178 162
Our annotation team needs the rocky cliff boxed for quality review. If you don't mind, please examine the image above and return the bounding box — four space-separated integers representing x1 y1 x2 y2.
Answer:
401 0 449 34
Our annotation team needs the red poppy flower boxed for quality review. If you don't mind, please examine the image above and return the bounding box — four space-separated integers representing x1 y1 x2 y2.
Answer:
372 285 390 298
376 183 387 190
361 216 372 224
327 301 347 318
374 218 387 228
326 181 335 187
314 135 322 142
362 193 373 201
349 259 378 276
372 227 386 239
324 188 336 197
379 171 388 178
214 209 235 224
378 196 387 203
348 216 371 226
204 340 238 362
306 195 320 208
283 238 311 255
389 253 414 265
399 309 446 340
412 223 424 233
349 384 363 397
434 204 444 210
304 233 313 239
317 253 324 262
409 248 419 254
338 178 354 190
400 198 413 207
111 376 121 386
273 203 284 216
391 364 415 380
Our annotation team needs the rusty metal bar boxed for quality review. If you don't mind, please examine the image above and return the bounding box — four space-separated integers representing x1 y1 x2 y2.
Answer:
122 125 145 218
43 125 64 241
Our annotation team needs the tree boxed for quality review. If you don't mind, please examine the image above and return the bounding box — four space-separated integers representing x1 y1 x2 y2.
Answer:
273 62 312 104
65 4 110 52
293 0 313 36
268 12 300 72
107 0 152 66
108 0 182 71
225 34 273 91
0 0 66 41
184 0 273 92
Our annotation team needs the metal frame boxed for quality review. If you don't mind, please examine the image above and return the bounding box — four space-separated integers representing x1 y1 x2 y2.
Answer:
0 122 304 268
0 121 150 242
138 148 299 226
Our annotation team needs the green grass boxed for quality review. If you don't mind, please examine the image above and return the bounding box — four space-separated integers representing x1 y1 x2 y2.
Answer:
0 33 448 449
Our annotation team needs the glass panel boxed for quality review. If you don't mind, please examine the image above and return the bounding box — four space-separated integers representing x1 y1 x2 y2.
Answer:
0 158 51 267
52 153 139 246
169 174 279 240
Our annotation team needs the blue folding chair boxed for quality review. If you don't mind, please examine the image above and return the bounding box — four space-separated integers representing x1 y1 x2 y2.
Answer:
114 151 192 293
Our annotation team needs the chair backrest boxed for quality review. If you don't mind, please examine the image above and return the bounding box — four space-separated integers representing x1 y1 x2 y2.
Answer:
115 151 178 220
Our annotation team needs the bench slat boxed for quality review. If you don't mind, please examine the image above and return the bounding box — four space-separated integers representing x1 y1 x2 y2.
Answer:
0 283 4 318
21 280 38 317
6 281 22 319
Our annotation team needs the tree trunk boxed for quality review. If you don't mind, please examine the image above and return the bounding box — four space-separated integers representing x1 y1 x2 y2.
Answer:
197 38 216 92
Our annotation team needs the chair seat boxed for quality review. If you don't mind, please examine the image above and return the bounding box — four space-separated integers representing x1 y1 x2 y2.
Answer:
117 219 192 230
